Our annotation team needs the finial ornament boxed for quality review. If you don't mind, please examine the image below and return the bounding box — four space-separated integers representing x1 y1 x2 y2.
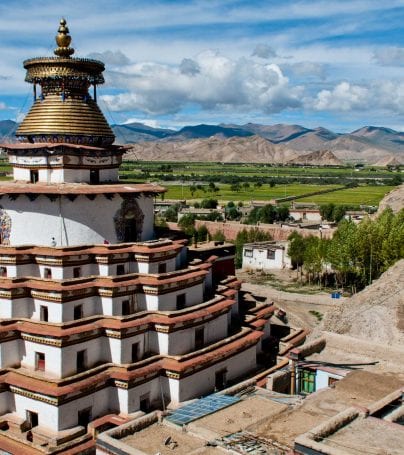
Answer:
54 18 75 57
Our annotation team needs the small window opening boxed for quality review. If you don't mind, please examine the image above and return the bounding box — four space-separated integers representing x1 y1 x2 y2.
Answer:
74 304 83 320
195 327 205 350
122 300 131 316
139 393 150 412
78 407 92 428
44 268 52 279
90 169 99 185
176 293 186 310
26 410 38 430
30 170 39 184
35 352 45 371
131 343 140 362
40 306 48 322
76 350 87 373
215 369 227 391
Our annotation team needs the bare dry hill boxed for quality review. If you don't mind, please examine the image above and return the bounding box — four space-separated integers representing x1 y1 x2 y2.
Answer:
376 184 404 215
321 260 404 347
287 150 342 166
125 135 299 163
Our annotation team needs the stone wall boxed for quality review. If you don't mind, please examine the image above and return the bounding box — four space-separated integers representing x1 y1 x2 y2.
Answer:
192 221 334 242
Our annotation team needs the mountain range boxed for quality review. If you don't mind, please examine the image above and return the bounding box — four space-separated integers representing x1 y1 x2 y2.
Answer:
1 120 403 164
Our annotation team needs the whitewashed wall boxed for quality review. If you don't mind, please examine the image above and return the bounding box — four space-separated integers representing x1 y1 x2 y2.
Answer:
0 193 154 246
168 344 258 403
242 246 291 270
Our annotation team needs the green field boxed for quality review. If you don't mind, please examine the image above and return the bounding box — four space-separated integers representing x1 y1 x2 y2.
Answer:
159 183 396 206
161 183 341 201
121 161 397 180
298 185 396 206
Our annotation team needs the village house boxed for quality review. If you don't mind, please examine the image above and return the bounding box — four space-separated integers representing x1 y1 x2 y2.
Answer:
242 241 292 271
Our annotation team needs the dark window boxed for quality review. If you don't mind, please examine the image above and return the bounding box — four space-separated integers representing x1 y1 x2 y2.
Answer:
244 249 253 258
195 327 205 350
328 376 339 387
267 249 275 260
44 268 52 279
116 264 125 275
76 350 87 373
139 394 150 412
40 306 48 322
123 214 137 242
176 293 186 310
122 300 131 316
78 408 92 428
73 267 81 278
74 304 83 320
26 411 38 429
35 352 45 371
90 169 99 185
0 267 6 277
158 263 167 274
215 369 227 391
131 343 140 362
30 170 39 184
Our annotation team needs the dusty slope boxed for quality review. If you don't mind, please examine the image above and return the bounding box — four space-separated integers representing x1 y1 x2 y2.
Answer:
321 259 404 347
377 184 404 214
287 150 342 166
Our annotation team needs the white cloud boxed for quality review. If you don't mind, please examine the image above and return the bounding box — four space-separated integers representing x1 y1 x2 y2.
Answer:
373 47 404 67
0 101 7 110
252 44 277 59
282 61 327 80
312 82 369 111
86 50 130 66
102 50 302 115
123 118 161 128
311 80 404 114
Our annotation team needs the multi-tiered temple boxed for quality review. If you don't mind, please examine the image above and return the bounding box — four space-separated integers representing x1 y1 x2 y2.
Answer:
0 20 274 454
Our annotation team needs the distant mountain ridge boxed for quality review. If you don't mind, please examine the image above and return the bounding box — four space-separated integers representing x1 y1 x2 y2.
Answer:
1 119 403 164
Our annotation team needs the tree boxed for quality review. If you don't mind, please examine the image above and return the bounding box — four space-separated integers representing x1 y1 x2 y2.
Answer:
276 205 290 222
200 198 218 209
288 232 306 280
164 204 180 222
320 203 335 221
178 213 196 236
227 206 241 220
196 225 209 242
212 230 226 242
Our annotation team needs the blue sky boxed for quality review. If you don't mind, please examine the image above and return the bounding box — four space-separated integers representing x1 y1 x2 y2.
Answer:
1 0 404 131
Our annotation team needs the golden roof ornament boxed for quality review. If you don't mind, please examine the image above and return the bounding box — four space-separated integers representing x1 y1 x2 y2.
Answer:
54 18 75 57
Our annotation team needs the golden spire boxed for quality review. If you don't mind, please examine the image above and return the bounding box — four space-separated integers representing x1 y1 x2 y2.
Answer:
54 18 75 58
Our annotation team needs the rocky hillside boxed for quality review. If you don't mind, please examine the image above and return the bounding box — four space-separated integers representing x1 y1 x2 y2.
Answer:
287 150 342 166
376 184 404 215
321 260 404 347
125 135 298 163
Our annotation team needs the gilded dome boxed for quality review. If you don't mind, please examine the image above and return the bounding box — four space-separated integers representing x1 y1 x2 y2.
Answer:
16 19 115 146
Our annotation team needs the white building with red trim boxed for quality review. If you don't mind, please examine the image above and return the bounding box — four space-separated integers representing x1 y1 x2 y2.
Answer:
0 20 274 454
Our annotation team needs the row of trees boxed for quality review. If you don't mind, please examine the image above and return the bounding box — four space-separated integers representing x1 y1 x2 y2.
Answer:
246 204 290 224
288 208 404 290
